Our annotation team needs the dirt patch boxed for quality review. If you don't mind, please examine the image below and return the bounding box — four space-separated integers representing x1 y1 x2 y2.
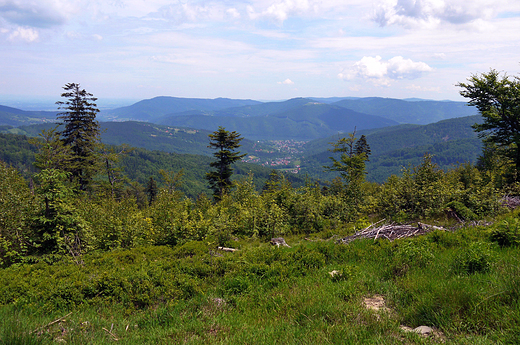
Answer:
363 295 391 313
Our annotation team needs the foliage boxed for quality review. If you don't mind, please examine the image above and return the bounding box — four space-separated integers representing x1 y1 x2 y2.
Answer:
490 216 520 247
452 241 495 275
377 155 499 221
458 69 520 180
32 169 88 256
206 127 246 200
0 162 37 267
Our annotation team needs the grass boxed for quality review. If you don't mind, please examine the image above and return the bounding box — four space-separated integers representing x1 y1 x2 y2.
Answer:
1 220 520 344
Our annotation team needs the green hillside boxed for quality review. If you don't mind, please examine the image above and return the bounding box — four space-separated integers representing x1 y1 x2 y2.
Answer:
0 105 56 126
333 97 477 124
101 96 261 122
0 132 304 198
167 97 317 118
159 103 398 141
300 115 483 182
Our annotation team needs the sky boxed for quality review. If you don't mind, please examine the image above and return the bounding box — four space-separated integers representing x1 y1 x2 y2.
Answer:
1 0 520 107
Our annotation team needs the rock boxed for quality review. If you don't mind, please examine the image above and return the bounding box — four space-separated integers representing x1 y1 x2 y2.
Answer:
329 270 341 277
270 237 290 247
413 325 433 335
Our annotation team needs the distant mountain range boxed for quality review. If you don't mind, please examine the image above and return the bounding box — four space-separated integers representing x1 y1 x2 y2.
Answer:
1 114 484 184
99 97 262 122
1 95 477 140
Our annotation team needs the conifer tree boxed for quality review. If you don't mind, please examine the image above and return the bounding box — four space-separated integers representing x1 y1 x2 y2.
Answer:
146 177 158 206
56 83 101 190
206 127 246 201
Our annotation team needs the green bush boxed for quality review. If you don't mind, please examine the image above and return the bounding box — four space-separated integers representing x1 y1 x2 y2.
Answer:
452 241 495 275
0 162 37 267
490 217 520 247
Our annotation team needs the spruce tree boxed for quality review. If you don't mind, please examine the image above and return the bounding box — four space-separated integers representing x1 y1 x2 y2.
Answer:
206 127 246 201
146 177 158 206
56 83 101 190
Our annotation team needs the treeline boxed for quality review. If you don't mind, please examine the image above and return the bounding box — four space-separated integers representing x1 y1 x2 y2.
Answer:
0 152 504 268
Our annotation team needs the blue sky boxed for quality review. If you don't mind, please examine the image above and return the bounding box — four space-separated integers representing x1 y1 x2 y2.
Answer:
1 0 520 106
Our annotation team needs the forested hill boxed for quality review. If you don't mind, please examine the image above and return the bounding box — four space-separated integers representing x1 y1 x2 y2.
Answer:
158 103 398 140
0 121 273 157
100 96 262 122
0 132 305 198
332 97 477 124
300 115 483 182
0 105 56 127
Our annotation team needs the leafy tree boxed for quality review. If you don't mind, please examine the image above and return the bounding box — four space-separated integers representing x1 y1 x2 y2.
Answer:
159 168 185 195
262 170 291 195
0 161 37 267
56 83 101 190
206 127 246 201
325 132 371 188
324 132 372 218
458 69 520 180
99 144 132 198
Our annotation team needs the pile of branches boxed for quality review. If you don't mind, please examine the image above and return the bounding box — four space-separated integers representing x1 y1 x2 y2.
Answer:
337 220 445 244
501 195 520 209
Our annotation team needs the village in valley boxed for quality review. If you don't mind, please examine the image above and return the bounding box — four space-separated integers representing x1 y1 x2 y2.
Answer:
243 139 307 173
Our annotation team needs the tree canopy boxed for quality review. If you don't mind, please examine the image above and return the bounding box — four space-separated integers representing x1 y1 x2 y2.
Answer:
458 69 520 179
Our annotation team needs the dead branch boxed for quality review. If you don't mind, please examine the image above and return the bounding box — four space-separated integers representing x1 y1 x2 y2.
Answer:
103 327 119 341
217 246 238 252
31 312 72 334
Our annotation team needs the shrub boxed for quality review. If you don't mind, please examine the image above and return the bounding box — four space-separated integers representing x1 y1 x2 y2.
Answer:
490 217 520 247
452 241 495 274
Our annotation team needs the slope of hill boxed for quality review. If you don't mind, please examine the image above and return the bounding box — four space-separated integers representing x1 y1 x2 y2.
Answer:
333 97 477 124
0 132 304 198
300 115 483 182
159 103 398 140
100 96 262 122
1 122 274 158
0 105 56 126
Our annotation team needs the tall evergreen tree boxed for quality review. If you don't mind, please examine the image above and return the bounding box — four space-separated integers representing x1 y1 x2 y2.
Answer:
56 83 101 190
146 177 158 206
206 127 246 201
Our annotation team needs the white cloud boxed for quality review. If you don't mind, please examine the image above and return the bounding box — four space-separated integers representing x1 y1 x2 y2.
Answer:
248 0 311 23
278 78 294 84
372 0 504 28
154 1 242 24
226 8 240 19
8 26 39 42
339 55 432 86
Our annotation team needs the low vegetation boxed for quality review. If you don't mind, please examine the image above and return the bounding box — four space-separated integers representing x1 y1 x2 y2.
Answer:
1 72 520 343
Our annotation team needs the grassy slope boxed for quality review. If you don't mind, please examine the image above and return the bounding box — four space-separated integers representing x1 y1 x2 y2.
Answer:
1 216 519 344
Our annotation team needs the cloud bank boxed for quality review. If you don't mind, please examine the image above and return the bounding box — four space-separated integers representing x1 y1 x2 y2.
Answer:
372 0 499 28
339 56 433 86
